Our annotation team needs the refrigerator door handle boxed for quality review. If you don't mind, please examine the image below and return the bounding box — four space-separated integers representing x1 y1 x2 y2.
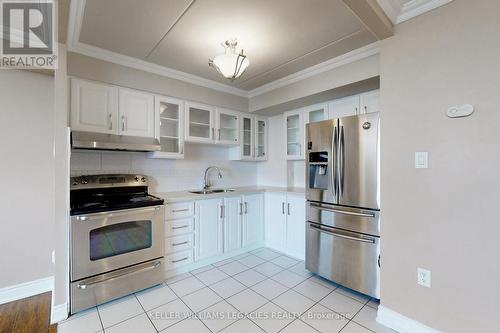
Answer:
332 125 338 198
338 126 345 198
310 202 375 218
309 223 376 244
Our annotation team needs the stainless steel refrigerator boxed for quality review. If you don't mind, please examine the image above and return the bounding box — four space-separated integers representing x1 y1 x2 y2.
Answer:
305 112 380 299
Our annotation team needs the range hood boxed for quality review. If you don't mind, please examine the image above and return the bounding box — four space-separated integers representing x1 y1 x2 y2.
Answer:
71 131 161 152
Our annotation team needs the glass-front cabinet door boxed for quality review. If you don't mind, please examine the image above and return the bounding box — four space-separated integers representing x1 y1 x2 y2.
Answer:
185 102 215 143
304 103 328 123
285 110 303 160
255 116 268 161
240 115 254 160
216 108 240 145
150 96 184 159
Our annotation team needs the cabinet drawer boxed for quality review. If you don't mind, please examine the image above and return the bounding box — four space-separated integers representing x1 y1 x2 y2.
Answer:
164 249 193 270
165 218 194 237
165 202 194 220
165 234 193 255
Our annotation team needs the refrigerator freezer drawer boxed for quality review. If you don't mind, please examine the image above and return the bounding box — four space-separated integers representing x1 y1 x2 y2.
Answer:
307 202 380 237
305 222 380 299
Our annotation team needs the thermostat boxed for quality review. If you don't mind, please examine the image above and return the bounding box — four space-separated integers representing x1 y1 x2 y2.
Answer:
446 104 474 118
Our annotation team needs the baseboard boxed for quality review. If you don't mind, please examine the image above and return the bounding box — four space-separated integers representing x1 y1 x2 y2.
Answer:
377 305 442 333
0 276 54 305
51 302 69 324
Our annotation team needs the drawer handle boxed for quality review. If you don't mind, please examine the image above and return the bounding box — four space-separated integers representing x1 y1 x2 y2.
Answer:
172 241 189 247
309 224 376 244
172 225 190 230
172 208 190 213
77 261 161 289
171 257 189 263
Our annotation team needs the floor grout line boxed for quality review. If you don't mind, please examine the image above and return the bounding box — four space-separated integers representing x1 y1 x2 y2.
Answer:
134 293 160 333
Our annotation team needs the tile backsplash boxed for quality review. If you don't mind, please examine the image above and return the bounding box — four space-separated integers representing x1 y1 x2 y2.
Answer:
71 144 258 192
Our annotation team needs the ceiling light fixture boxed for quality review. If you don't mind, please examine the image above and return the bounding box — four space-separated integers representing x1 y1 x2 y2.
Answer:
209 39 249 80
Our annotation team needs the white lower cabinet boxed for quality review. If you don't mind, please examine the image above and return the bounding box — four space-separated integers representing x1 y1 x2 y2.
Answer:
223 196 243 253
195 198 224 261
194 194 265 262
265 192 306 260
242 194 264 247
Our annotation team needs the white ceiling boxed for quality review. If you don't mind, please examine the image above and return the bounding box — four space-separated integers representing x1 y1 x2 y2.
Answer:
78 0 377 91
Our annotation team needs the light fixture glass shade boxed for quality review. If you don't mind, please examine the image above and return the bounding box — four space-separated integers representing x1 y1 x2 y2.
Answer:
209 40 250 80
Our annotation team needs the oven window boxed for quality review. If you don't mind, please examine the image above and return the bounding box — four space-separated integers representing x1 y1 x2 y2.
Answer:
89 221 152 261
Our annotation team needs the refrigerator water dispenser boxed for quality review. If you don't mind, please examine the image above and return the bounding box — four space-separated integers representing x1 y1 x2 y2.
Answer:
309 151 329 190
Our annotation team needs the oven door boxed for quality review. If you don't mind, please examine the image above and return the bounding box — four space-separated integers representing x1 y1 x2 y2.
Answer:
71 206 164 281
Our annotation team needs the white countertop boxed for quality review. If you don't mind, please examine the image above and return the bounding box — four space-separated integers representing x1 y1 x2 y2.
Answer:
154 186 305 203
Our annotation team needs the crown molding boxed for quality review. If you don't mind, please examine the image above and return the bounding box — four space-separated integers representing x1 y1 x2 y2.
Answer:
397 0 453 23
377 0 453 24
66 0 248 98
247 42 380 98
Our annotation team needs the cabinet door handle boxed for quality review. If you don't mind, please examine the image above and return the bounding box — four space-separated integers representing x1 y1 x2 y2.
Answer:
239 203 243 215
287 203 291 215
121 115 126 131
281 202 285 215
355 107 359 114
220 205 224 219
244 202 248 214
108 114 113 130
212 127 215 139
218 128 221 141
364 106 368 113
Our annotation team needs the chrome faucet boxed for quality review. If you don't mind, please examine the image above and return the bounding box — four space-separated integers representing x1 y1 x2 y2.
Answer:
203 166 223 189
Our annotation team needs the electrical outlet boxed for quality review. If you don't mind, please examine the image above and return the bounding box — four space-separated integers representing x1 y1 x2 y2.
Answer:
51 250 55 264
417 268 431 288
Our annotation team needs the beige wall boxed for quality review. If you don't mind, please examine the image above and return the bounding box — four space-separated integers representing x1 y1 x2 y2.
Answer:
67 53 248 112
380 0 500 331
0 70 55 287
249 54 380 112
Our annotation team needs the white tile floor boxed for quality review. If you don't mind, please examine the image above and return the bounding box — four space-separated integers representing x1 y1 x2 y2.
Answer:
58 248 395 333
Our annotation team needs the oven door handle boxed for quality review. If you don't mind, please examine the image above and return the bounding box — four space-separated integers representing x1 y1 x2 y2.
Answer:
76 261 162 289
309 203 375 218
309 224 376 244
76 206 161 221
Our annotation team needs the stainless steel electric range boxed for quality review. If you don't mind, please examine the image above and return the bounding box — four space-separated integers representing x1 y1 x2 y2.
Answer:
70 174 165 314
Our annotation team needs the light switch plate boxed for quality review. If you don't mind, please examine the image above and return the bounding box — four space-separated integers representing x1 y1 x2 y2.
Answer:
415 152 428 169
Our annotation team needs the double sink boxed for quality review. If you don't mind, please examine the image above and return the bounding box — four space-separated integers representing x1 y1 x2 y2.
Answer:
189 189 235 195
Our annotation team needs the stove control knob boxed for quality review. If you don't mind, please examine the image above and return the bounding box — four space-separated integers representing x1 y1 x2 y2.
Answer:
72 178 79 186
81 177 89 184
141 177 146 182
134 176 140 182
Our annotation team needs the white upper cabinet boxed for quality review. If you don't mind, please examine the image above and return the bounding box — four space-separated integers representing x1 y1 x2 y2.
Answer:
216 108 240 145
285 109 304 160
329 95 360 119
359 90 380 114
150 96 184 159
71 78 155 138
254 116 268 161
71 78 118 134
239 114 255 160
304 103 328 124
118 88 155 137
185 102 215 143
229 114 268 162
